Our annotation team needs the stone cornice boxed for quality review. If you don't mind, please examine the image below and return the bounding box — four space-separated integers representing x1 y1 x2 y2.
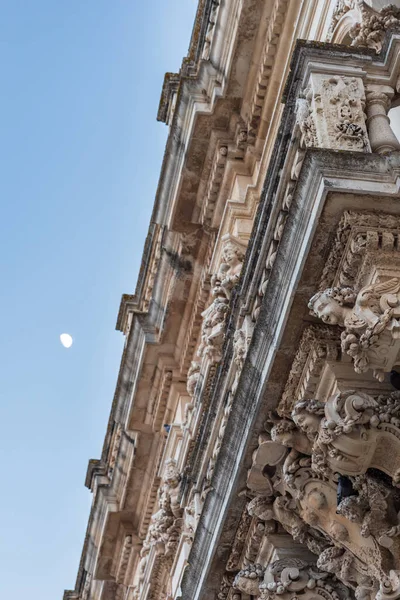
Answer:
115 294 137 334
157 72 180 124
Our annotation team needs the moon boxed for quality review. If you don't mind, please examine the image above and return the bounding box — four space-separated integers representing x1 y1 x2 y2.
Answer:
60 333 73 348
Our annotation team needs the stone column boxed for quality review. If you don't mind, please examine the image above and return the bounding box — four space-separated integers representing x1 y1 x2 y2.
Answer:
366 86 400 154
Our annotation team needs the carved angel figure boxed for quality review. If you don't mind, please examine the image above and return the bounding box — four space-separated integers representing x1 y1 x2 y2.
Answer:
186 361 200 397
197 236 246 363
219 239 245 299
309 278 400 379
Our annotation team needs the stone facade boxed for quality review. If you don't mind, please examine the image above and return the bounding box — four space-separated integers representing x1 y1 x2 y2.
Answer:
63 2 400 600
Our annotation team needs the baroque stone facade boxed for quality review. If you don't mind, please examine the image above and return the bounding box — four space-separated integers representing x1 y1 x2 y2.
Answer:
63 2 400 600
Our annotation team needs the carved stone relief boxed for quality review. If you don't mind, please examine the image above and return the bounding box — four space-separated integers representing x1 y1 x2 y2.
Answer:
309 279 400 381
233 558 353 600
197 236 246 363
246 387 400 600
144 459 182 559
350 2 400 53
278 325 340 418
298 75 370 152
310 211 400 380
327 0 357 42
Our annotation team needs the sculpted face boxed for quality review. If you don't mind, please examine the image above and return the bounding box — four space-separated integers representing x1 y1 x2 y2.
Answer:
310 292 343 325
223 243 240 267
292 411 320 437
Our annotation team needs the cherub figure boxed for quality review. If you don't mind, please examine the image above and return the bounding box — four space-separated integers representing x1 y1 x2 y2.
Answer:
219 239 246 298
292 399 325 441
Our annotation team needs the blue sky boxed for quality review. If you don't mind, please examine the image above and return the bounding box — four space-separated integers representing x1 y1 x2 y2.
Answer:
0 2 197 598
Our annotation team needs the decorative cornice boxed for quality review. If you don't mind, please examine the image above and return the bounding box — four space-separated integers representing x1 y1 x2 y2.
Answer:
157 72 180 124
247 0 289 144
85 458 108 491
115 294 138 333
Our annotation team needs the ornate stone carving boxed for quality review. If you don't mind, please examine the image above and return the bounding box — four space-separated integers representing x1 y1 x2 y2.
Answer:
145 459 182 558
327 0 356 42
309 279 400 380
303 74 369 152
232 316 253 393
197 286 229 363
219 237 246 299
293 389 400 484
296 92 318 148
259 558 352 600
278 326 339 418
217 573 235 600
197 236 246 363
319 211 400 292
183 361 201 429
350 3 400 53
233 563 265 596
186 361 200 397
247 384 400 599
233 558 352 600
226 509 253 572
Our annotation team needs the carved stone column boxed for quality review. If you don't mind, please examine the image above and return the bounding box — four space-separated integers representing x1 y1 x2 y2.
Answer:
366 86 400 154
